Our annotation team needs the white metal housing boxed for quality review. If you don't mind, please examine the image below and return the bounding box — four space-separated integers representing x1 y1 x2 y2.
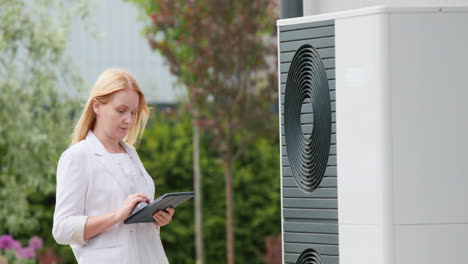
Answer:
278 6 468 264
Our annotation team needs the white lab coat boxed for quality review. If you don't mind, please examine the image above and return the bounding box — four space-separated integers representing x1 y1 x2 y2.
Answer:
52 131 169 264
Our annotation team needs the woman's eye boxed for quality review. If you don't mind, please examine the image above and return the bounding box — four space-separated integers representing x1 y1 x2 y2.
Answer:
131 111 137 116
117 109 125 114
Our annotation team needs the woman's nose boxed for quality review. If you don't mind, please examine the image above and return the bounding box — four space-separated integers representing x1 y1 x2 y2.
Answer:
123 113 131 124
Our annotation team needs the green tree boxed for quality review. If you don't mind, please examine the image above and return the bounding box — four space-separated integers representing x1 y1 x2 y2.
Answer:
0 0 90 262
138 108 281 264
128 2 279 263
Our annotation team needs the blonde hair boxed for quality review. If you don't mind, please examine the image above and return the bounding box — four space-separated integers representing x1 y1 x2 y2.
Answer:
71 69 149 146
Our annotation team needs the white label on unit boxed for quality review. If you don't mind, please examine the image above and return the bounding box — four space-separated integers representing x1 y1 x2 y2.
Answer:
344 67 366 88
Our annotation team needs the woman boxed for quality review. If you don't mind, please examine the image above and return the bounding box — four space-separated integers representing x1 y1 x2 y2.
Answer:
52 69 174 263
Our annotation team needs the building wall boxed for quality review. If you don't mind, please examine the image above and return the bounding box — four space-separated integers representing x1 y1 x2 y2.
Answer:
67 0 181 103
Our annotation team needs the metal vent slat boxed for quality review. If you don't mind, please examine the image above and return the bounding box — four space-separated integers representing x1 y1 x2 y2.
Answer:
283 166 337 177
280 21 335 32
280 111 336 124
281 102 335 114
281 123 336 136
281 59 335 73
283 177 337 188
283 198 338 209
281 69 335 84
280 37 335 53
283 188 337 199
285 243 338 257
281 144 337 156
285 253 339 264
284 223 338 234
283 155 336 166
284 233 338 244
283 208 338 219
282 134 337 147
280 26 335 42
281 80 335 93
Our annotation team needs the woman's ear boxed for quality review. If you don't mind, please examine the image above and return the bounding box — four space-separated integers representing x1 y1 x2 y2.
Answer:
92 98 101 116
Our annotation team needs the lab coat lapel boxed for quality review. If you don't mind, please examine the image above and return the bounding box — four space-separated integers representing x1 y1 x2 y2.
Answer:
86 131 132 196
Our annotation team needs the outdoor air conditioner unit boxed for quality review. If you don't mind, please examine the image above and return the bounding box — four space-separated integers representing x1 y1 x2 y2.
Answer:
278 6 468 264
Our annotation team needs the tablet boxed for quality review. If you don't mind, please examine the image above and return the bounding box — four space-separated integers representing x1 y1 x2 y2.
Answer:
124 192 195 224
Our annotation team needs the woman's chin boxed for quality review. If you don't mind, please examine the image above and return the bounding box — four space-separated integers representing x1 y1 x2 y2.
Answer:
115 131 127 140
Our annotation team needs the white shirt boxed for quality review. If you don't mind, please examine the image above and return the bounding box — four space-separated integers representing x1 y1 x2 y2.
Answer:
110 152 150 195
111 153 159 262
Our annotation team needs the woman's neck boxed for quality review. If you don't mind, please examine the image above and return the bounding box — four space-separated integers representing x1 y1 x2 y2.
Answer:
92 128 124 154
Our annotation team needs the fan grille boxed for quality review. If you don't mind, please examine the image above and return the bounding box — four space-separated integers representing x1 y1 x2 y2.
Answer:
296 248 324 264
284 44 332 193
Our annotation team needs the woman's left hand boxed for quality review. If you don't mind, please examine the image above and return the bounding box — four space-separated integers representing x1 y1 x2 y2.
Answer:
153 207 175 227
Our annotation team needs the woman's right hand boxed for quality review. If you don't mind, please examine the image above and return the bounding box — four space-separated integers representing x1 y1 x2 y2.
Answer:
115 192 150 222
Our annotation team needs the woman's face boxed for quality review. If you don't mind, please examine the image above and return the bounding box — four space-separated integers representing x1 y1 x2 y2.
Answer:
93 89 139 141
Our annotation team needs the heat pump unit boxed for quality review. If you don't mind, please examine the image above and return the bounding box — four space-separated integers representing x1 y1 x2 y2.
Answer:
278 6 468 264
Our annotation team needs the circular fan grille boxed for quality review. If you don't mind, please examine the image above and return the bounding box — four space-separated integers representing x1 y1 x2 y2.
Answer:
284 44 332 193
296 248 324 264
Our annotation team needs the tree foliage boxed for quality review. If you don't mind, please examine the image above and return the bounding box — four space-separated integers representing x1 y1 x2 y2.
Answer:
138 108 281 264
131 0 279 154
0 0 90 261
128 1 279 262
